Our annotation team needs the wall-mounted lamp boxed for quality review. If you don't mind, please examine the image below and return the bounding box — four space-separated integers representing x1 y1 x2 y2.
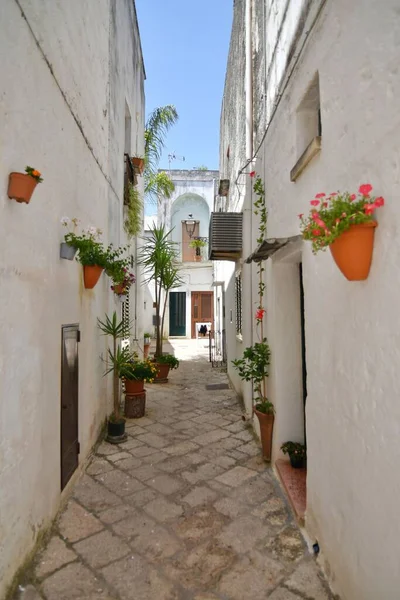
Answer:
184 219 197 238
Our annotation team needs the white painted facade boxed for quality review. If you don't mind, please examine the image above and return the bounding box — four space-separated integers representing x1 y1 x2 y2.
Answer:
157 170 217 338
217 1 400 598
0 1 145 595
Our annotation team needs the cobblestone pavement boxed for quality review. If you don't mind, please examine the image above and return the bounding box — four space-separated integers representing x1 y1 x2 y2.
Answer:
17 340 334 600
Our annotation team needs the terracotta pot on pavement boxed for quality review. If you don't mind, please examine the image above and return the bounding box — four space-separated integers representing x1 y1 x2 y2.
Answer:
254 408 275 462
329 222 377 281
154 363 170 382
144 343 150 359
124 379 144 394
83 265 103 289
8 173 37 204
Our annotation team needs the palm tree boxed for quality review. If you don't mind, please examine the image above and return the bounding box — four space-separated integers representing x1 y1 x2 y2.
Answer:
138 225 181 357
144 105 178 204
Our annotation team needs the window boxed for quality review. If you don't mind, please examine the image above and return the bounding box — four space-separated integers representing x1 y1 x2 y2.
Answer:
235 272 242 336
291 73 321 181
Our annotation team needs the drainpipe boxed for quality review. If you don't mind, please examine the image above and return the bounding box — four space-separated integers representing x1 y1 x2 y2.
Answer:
245 0 254 417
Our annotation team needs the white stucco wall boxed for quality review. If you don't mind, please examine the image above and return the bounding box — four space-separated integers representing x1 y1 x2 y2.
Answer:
0 1 145 595
260 1 400 598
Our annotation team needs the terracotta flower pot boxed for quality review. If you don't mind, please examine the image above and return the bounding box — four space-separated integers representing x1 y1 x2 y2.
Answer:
144 343 150 359
8 173 37 204
114 283 127 295
131 157 144 174
154 363 170 382
254 408 275 462
83 265 103 289
124 379 144 394
329 222 377 281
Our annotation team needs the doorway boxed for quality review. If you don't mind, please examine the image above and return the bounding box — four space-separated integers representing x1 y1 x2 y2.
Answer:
60 325 80 490
191 291 213 338
169 292 186 336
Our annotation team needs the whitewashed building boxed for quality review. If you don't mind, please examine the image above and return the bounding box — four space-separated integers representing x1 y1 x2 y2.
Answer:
156 170 218 339
215 1 400 598
0 1 145 595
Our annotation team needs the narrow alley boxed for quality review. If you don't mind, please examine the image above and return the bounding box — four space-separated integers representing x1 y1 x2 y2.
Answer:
17 341 333 600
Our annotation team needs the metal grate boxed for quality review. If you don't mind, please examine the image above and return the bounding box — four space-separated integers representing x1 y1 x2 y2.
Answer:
209 212 243 260
209 329 227 370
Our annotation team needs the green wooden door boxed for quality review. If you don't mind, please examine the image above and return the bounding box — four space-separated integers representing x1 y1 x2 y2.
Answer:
169 292 186 336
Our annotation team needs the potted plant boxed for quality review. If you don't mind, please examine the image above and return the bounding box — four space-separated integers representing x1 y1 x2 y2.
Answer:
232 336 273 461
299 184 385 280
131 156 145 175
281 442 306 469
8 166 43 204
138 225 183 375
106 248 135 297
189 238 207 261
152 353 179 382
143 332 151 358
120 356 157 394
97 312 130 442
64 223 108 288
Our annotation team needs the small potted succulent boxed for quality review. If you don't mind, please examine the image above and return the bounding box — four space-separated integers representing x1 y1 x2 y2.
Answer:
8 166 43 204
281 441 306 469
64 224 108 288
189 238 207 261
153 353 179 383
299 184 385 280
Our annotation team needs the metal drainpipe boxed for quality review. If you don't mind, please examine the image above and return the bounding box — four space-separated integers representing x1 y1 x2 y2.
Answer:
134 234 138 340
245 0 254 415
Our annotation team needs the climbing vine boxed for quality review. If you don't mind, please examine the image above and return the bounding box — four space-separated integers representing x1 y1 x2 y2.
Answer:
253 175 267 315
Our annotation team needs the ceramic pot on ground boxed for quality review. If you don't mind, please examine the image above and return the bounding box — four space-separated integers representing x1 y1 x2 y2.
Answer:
83 265 103 289
125 392 146 418
60 243 77 260
124 379 144 394
289 454 305 469
144 343 150 359
8 173 37 203
154 363 170 382
106 418 127 443
329 222 377 281
254 408 274 462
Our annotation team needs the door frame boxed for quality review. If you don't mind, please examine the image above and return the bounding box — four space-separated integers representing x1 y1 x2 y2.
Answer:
191 291 214 338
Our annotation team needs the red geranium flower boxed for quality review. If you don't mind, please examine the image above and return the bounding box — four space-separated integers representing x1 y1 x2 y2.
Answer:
359 184 373 196
249 171 256 178
298 213 304 219
364 203 376 215
312 229 322 236
374 196 385 207
315 193 326 198
310 200 320 206
255 308 265 321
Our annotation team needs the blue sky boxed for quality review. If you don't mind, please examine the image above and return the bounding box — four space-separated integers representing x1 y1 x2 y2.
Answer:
135 0 233 172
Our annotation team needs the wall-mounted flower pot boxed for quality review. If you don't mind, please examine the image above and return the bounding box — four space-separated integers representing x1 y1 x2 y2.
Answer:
60 242 77 261
124 379 145 394
329 222 377 281
83 265 103 289
254 408 274 462
131 157 144 175
8 173 37 204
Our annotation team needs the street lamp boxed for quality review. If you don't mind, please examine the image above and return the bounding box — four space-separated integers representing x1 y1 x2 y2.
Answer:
184 219 196 238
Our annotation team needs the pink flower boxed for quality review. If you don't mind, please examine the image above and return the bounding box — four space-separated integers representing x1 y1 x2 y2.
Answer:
335 218 340 224
374 196 385 207
359 184 373 196
312 213 326 229
310 200 320 206
364 203 376 215
298 213 304 219
330 192 337 196
350 194 356 201
342 212 347 217
312 229 322 236
249 171 256 178
322 202 328 208
255 308 265 321
315 193 326 198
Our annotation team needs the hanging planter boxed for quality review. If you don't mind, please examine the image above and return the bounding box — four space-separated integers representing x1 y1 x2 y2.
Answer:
8 166 43 204
299 184 384 281
83 265 103 289
60 242 77 261
330 222 377 281
131 156 145 175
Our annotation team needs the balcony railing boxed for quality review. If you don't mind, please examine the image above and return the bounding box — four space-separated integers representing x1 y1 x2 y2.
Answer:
177 237 209 263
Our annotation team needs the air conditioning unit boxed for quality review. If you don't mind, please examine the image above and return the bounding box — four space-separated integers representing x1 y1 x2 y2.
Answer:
209 212 243 261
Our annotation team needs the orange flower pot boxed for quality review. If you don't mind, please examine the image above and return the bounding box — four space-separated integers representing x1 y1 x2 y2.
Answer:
113 283 127 295
254 409 274 462
124 379 145 394
329 222 378 281
131 157 144 175
154 363 170 382
83 265 103 289
8 173 37 204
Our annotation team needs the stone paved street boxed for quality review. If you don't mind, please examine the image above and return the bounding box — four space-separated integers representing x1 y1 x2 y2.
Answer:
17 340 334 600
